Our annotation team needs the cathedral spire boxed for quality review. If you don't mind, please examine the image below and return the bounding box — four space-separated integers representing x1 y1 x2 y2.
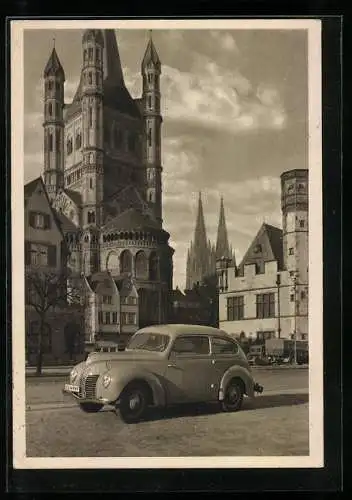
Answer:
194 192 208 250
142 30 161 71
215 196 231 260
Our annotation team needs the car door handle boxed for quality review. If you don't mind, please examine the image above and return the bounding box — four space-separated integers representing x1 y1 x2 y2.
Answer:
211 359 216 365
167 363 177 368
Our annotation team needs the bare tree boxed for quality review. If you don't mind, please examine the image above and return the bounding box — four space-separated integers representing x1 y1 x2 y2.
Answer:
26 270 84 375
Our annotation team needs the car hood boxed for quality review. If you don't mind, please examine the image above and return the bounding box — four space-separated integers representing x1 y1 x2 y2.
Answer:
85 350 162 366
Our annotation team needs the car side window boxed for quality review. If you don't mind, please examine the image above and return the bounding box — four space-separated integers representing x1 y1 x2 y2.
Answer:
211 337 238 355
171 336 210 356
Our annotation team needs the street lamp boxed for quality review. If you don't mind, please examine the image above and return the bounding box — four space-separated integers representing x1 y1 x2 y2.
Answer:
291 270 299 365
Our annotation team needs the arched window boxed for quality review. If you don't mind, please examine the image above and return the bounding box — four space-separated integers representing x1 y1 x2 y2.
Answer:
89 107 93 127
89 178 93 189
48 103 53 116
48 81 53 91
149 191 154 202
120 250 132 274
66 137 73 155
88 72 92 85
148 96 152 108
75 132 82 149
135 251 148 280
147 128 152 147
106 251 119 272
149 252 159 281
87 211 95 224
48 133 53 152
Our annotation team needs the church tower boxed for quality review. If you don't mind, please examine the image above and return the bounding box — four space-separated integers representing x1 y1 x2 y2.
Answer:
142 32 162 226
43 45 65 202
215 196 234 263
81 29 105 275
186 192 213 289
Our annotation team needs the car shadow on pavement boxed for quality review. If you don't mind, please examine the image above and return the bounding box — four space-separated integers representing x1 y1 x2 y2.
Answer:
135 392 309 423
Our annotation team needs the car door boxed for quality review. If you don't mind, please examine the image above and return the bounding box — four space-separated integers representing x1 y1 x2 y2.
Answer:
210 336 243 389
164 335 216 404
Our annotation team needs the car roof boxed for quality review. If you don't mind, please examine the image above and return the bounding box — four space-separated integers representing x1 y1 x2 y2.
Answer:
135 324 234 340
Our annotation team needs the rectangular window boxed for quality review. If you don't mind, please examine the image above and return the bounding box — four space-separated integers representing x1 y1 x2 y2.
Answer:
171 336 210 356
299 220 305 228
148 96 152 108
128 296 137 305
127 313 136 325
256 293 275 319
88 48 93 59
290 294 295 302
300 291 306 300
121 312 127 325
289 247 294 255
89 108 93 127
29 243 49 266
105 312 110 325
88 72 92 85
226 296 244 321
112 312 118 324
98 311 103 324
49 133 53 152
148 128 152 147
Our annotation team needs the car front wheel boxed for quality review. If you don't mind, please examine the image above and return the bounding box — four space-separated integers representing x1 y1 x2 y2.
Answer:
118 382 150 424
79 402 104 413
221 379 244 412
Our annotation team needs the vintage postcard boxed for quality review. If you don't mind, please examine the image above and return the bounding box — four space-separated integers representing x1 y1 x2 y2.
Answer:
11 18 323 469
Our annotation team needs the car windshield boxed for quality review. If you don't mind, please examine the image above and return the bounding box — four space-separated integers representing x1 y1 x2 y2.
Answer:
126 332 170 352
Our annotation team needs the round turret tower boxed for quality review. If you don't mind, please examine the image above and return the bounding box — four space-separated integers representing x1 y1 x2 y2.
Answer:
43 45 65 201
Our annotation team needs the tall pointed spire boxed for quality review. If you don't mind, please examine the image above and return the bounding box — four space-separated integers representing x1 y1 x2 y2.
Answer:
142 30 161 71
101 29 125 87
194 192 208 250
44 46 65 79
215 196 231 260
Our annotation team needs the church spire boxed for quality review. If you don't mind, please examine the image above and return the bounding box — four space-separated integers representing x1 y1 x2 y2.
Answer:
142 30 161 71
215 196 231 260
194 192 208 250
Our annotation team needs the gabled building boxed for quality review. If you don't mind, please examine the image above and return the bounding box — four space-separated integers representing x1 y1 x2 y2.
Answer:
24 177 84 365
217 169 309 342
82 271 138 348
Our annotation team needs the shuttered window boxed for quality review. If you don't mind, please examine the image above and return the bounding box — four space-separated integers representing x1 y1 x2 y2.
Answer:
29 211 51 230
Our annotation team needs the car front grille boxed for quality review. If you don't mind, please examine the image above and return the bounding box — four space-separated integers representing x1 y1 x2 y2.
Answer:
79 373 99 399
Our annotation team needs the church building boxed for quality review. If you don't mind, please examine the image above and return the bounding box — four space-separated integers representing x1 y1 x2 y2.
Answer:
25 29 174 348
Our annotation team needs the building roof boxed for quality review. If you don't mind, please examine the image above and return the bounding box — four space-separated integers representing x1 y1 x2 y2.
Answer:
64 189 82 207
238 222 284 273
142 36 161 70
24 177 42 198
44 47 65 80
54 210 79 232
103 207 159 231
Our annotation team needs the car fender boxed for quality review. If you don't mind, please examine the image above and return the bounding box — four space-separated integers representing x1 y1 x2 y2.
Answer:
97 367 167 407
219 365 255 399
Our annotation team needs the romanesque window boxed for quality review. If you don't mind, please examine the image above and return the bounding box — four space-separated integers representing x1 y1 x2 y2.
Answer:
66 137 73 155
48 133 53 152
256 293 275 319
227 296 244 321
87 211 95 224
149 252 159 281
75 131 82 149
135 251 148 280
89 107 93 127
120 250 132 274
56 130 60 152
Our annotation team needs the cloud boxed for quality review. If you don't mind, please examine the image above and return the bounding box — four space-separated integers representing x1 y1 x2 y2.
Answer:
210 31 239 53
160 61 286 134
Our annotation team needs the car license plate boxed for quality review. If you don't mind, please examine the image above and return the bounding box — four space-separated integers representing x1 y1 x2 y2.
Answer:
65 384 80 393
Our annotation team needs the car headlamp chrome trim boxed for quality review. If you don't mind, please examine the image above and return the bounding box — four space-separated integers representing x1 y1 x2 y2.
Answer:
102 373 111 388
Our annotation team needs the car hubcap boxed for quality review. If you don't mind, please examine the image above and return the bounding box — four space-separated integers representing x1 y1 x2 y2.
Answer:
228 386 239 405
129 392 141 411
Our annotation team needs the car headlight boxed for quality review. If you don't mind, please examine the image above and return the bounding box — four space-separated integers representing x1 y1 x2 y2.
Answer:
102 373 111 388
70 368 78 383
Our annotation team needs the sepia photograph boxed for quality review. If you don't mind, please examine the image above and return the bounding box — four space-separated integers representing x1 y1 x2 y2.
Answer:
11 18 323 469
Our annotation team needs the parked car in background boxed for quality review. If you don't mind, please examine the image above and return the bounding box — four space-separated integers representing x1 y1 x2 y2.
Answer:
63 324 264 424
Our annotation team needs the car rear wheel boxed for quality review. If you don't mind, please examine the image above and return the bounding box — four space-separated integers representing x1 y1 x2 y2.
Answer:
79 402 103 413
118 382 150 424
221 379 244 412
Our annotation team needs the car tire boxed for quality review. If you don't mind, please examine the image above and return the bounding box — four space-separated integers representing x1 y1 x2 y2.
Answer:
118 382 151 424
221 379 244 413
79 402 104 413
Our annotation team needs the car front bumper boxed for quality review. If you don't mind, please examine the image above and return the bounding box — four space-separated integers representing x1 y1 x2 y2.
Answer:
254 382 264 394
62 387 110 405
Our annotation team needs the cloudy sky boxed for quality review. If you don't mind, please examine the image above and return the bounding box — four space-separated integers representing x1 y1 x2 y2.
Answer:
23 27 308 289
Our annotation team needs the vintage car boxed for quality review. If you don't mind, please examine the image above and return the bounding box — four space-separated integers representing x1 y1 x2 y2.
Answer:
63 324 264 424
